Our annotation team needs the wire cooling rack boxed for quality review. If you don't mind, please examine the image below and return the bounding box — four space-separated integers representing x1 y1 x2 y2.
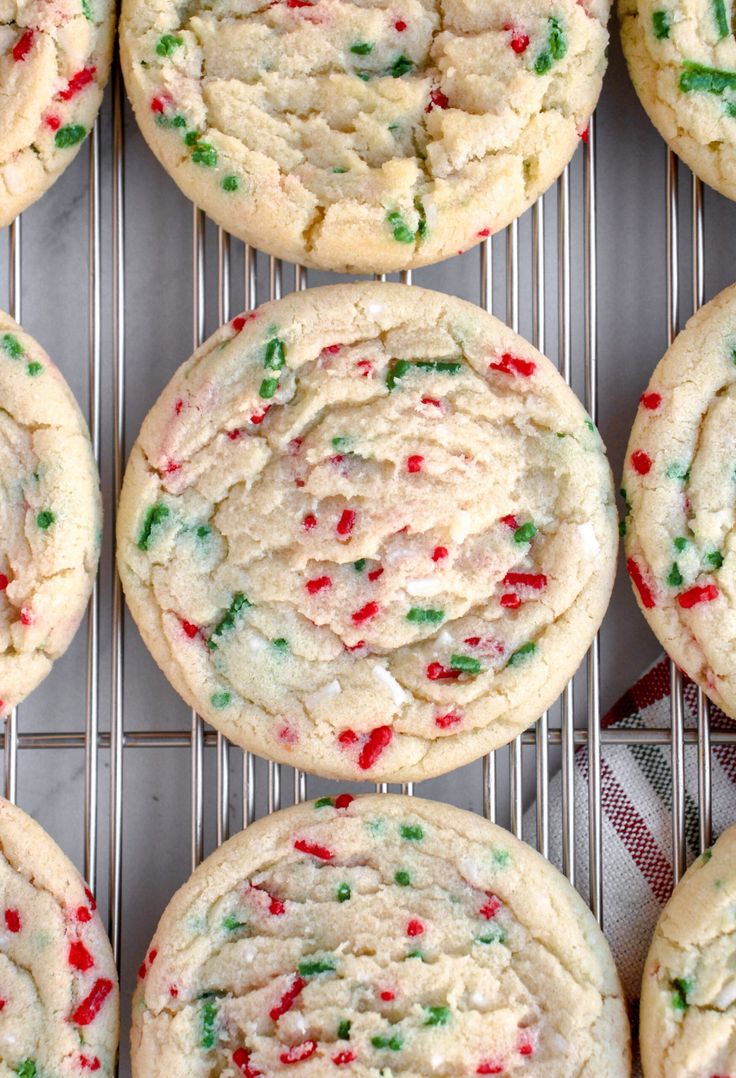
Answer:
1 33 732 1076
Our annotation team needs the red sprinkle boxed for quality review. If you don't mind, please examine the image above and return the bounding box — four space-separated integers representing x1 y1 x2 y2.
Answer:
507 26 530 53
338 729 359 746
79 1057 101 1072
344 640 365 653
233 1048 262 1077
352 601 379 625
435 711 462 729
356 359 373 377
406 455 424 473
476 1064 503 1076
640 391 662 410
4 909 20 933
231 313 255 331
85 888 97 911
626 557 656 610
303 513 318 530
426 661 460 681
294 838 334 860
306 575 332 594
479 893 501 920
0 574 7 590
426 87 449 111
251 408 270 425
137 961 147 979
12 29 34 62
500 593 521 609
45 114 61 132
432 545 448 562
406 919 424 937
333 1050 357 1065
164 459 180 475
150 96 165 113
337 509 356 537
500 514 519 529
59 66 96 100
68 941 95 972
394 18 407 30
631 450 652 475
422 396 442 408
76 905 92 923
174 399 184 415
280 1041 317 1064
169 985 179 998
368 567 384 582
70 978 114 1026
19 608 32 626
323 344 341 354
358 725 393 770
518 1031 534 1057
580 124 590 143
181 619 199 639
503 571 547 590
380 989 395 1001
335 793 354 809
489 354 536 378
677 584 719 609
0 1000 5 1011
269 974 306 1021
477 228 491 238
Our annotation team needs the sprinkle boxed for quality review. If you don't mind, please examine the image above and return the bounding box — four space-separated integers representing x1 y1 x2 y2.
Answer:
426 87 449 111
534 15 567 75
259 377 278 399
372 1034 404 1050
0 575 7 590
338 729 359 745
337 509 356 536
280 1041 317 1065
137 503 170 550
1 332 23 358
435 711 461 729
336 793 355 810
652 10 671 37
303 513 318 530
232 1049 262 1077
391 54 413 77
298 957 336 976
627 557 656 609
13 29 34 61
406 607 444 624
338 1019 351 1039
667 564 683 588
14 1064 37 1078
358 725 393 769
500 514 518 529
394 19 407 30
432 546 448 562
677 584 719 608
209 592 250 649
425 1005 450 1026
337 883 351 902
211 691 231 709
36 510 55 530
269 975 306 1020
489 353 535 377
479 893 501 919
508 642 537 667
395 869 411 886
426 661 461 681
640 391 662 410
631 450 652 475
200 999 218 1050
451 654 482 675
333 1050 356 1065
372 665 407 705
265 337 286 371
222 175 240 191
500 593 521 608
352 601 379 624
502 571 547 590
76 906 93 923
400 823 424 841
70 978 113 1026
387 211 415 244
518 1031 534 1057
505 24 530 54
679 60 736 94
368 566 384 581
156 33 183 55
407 454 424 473
671 976 691 1011
306 575 332 594
59 66 96 99
380 989 395 1001
513 522 537 544
68 941 95 971
5 909 20 933
79 1057 101 1072
476 1062 504 1075
406 918 424 936
55 125 87 148
294 838 334 860
351 41 373 54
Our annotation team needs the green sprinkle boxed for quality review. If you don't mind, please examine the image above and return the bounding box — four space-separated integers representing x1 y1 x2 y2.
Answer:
351 41 373 54
492 848 510 868
679 60 736 94
406 607 444 625
338 1019 352 1040
424 1005 450 1026
200 999 218 1049
156 33 183 55
652 10 671 37
674 536 689 552
138 503 170 550
298 957 336 977
618 519 627 538
211 691 231 709
259 377 279 399
406 949 425 960
414 197 427 240
223 914 246 932
671 977 692 1012
272 637 289 651
585 419 595 432
337 882 351 902
450 654 482 675
332 436 350 450
55 124 86 148
1 333 23 358
315 796 334 808
707 550 724 569
222 174 240 191
15 1064 37 1078
667 563 684 587
728 100 736 118
666 462 690 481
81 0 93 20
394 869 411 886
713 0 729 38
414 360 462 376
356 70 371 81
184 130 200 146
387 210 415 244
208 592 251 649
372 1034 404 1051
702 847 713 862
331 166 348 173
354 559 366 572
26 361 43 376
400 823 424 841
264 337 286 370
534 15 567 74
192 143 218 167
388 122 401 132
390 54 413 77
36 510 55 530
386 359 413 390
513 522 537 544
477 926 506 945
508 642 537 667
171 114 187 127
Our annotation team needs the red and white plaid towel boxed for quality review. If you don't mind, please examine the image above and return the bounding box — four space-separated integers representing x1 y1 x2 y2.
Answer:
525 655 736 1008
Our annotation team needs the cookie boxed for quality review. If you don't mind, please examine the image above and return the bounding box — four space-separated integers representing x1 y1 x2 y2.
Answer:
0 796 119 1075
117 282 617 782
0 0 115 226
119 0 610 274
640 826 736 1076
132 793 630 1076
623 283 736 721
0 311 102 717
619 0 736 201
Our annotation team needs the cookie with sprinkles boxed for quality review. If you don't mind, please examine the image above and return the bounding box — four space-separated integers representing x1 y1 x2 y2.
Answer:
117 282 617 781
0 796 119 1074
119 0 611 274
623 283 736 720
620 0 736 200
0 0 115 225
131 794 630 1076
640 826 736 1076
0 310 102 717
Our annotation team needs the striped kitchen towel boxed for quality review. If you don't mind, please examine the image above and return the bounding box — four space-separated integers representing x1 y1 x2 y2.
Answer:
528 655 736 1006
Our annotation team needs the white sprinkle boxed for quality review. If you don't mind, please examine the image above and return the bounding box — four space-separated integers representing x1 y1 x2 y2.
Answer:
241 946 255 963
577 521 599 556
406 577 443 597
372 665 407 705
245 631 268 654
469 991 487 1008
384 541 414 565
437 629 453 648
292 1013 308 1036
449 512 472 543
367 301 384 315
305 679 342 711
430 1053 445 1070
459 856 483 886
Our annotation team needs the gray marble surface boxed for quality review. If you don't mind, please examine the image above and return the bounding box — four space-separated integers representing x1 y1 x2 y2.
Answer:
2 22 736 1074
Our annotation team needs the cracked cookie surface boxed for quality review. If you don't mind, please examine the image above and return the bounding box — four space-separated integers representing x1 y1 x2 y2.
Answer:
131 794 630 1077
0 0 115 225
0 311 102 717
619 0 736 200
117 283 617 782
0 796 119 1076
119 0 610 273
623 283 736 721
640 825 736 1077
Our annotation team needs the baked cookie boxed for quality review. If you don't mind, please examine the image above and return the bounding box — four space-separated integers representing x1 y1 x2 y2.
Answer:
619 0 736 200
132 793 630 1076
0 311 102 716
119 0 610 274
640 826 736 1076
0 0 115 226
623 283 736 720
0 796 119 1075
117 282 617 782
